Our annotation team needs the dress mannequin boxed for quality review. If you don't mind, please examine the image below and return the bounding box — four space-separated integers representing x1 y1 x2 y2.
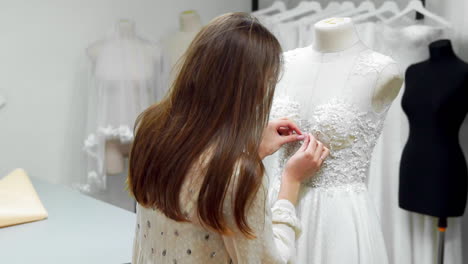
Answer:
82 19 165 190
267 17 403 263
400 39 468 217
314 18 403 112
162 10 202 80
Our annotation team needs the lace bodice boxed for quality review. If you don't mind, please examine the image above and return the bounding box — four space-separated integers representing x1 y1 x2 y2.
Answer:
271 97 387 190
269 44 396 192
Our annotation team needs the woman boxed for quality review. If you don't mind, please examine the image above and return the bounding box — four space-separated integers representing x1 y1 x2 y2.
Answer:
128 13 329 263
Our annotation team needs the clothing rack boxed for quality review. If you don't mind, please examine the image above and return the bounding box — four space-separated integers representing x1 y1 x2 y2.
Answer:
252 0 426 17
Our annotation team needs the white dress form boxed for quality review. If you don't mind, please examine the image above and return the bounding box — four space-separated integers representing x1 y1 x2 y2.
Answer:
81 19 166 192
268 17 402 263
162 10 202 81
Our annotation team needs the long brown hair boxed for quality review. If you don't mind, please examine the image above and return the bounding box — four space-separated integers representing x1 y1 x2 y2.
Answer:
128 12 282 238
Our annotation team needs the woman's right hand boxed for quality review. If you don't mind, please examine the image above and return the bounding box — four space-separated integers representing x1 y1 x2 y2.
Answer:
284 133 329 183
278 133 329 205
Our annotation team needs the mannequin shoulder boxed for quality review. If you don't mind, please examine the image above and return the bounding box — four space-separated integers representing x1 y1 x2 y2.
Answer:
357 49 398 72
368 50 404 113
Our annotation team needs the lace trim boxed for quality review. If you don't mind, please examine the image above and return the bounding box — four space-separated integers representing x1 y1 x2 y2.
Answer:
72 170 105 193
353 50 393 76
98 125 133 141
270 96 388 189
83 125 134 152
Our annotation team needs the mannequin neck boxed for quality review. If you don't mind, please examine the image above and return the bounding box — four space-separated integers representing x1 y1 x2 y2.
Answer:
429 39 456 61
116 19 136 39
313 17 360 53
179 11 202 33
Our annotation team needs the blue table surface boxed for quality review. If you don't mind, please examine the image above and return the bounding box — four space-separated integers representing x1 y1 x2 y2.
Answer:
0 178 136 264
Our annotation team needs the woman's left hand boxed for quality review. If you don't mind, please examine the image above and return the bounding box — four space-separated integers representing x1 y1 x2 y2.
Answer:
258 118 305 160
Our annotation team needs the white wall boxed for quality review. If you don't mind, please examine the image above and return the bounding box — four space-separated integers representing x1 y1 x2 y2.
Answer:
0 0 251 186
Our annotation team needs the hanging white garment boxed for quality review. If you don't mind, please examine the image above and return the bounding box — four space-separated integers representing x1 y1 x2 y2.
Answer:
427 0 468 61
254 6 321 52
78 23 169 193
356 20 462 264
271 3 361 51
268 42 398 263
254 13 302 52
252 0 287 17
270 22 303 52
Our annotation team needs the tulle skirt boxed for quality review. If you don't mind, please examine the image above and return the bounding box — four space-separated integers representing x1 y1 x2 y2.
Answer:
295 183 388 264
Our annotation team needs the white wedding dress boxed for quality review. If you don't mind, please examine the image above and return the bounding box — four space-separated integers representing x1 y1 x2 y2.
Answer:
79 26 169 193
268 42 398 263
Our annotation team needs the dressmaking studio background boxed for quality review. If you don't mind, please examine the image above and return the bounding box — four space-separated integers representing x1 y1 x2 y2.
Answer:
1 0 468 263
0 0 250 208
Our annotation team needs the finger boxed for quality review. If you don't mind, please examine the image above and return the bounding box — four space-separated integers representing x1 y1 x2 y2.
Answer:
280 133 306 144
275 119 302 135
306 133 317 153
323 147 330 159
299 134 310 152
314 140 324 161
319 147 330 165
285 128 295 136
278 127 292 136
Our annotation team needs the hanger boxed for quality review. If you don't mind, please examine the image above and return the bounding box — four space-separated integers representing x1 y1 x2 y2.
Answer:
332 1 375 19
252 1 287 17
384 0 451 28
270 1 322 23
327 1 356 17
297 1 356 24
352 1 400 22
287 1 355 27
324 1 342 13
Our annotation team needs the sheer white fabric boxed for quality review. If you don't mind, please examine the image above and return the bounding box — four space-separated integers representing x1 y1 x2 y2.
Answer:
427 0 468 60
132 161 301 264
267 43 397 263
356 19 462 264
257 14 324 52
77 27 169 193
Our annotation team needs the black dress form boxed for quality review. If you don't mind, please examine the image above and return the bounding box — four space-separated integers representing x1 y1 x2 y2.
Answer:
400 39 468 218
